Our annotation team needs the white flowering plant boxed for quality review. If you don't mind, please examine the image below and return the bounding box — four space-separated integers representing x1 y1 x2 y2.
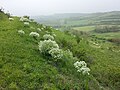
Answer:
20 17 31 22
49 48 63 60
20 17 27 22
79 67 90 75
29 32 39 39
43 34 54 40
39 39 59 56
74 61 90 75
24 22 30 27
18 30 25 35
9 18 14 21
74 61 90 90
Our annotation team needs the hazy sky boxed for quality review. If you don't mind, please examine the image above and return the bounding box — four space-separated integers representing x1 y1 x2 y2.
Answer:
1 0 120 16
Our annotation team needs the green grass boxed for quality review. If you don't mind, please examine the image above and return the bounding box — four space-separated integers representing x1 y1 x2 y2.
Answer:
87 40 120 90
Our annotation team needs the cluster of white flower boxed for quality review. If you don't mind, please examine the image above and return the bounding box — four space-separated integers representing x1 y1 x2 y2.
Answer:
19 17 31 22
43 34 54 40
74 61 90 75
18 30 25 35
39 39 59 55
49 48 63 59
79 67 90 75
24 22 30 26
29 32 39 37
9 18 14 21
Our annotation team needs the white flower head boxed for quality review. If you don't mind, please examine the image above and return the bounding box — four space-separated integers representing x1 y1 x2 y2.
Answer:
29 32 39 37
39 39 59 55
80 67 90 75
18 30 25 35
20 17 31 22
49 48 63 59
74 61 90 75
24 22 29 26
9 18 14 21
74 61 87 69
43 34 54 40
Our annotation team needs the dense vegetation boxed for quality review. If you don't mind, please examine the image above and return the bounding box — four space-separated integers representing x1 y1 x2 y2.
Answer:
0 10 120 90
94 25 120 33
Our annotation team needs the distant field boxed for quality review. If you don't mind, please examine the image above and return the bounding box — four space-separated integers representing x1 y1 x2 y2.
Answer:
93 32 120 39
73 26 95 32
72 25 120 40
66 20 92 26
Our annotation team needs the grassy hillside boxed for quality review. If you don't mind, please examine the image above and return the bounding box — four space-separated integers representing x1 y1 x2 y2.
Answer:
0 11 101 90
0 11 120 90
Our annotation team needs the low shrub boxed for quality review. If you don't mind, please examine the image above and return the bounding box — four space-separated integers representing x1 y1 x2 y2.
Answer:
29 32 40 38
49 48 63 60
38 39 59 56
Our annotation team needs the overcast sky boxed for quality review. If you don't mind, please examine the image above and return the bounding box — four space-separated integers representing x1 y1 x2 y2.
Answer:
1 0 120 16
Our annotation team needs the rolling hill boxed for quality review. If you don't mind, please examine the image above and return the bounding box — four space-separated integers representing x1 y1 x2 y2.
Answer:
31 11 120 27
